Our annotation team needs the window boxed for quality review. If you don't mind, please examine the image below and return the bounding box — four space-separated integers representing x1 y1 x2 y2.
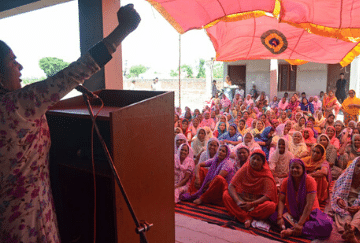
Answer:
278 64 297 91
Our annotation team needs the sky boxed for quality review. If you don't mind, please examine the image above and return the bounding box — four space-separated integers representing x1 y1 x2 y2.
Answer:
0 0 216 79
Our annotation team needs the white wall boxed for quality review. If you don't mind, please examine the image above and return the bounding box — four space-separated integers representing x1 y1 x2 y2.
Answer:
226 60 271 95
225 60 328 99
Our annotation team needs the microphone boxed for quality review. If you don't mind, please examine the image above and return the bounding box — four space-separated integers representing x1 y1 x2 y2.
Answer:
75 85 99 99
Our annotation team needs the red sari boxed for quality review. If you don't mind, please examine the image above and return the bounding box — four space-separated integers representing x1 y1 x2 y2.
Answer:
223 150 277 222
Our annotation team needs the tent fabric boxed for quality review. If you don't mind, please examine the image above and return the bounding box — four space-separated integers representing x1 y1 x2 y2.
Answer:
206 16 359 65
147 0 360 66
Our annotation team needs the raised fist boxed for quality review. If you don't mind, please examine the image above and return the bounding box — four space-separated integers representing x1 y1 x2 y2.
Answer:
117 4 141 33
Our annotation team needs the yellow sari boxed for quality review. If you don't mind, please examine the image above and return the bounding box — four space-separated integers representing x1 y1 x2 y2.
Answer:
342 96 360 125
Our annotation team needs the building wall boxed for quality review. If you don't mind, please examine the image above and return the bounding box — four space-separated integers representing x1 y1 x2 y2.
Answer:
226 60 328 99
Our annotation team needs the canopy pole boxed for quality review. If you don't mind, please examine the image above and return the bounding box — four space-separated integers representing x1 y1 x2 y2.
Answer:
179 34 181 108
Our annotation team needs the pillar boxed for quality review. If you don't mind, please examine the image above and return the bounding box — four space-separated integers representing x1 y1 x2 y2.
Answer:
350 56 360 95
78 0 122 91
269 59 278 99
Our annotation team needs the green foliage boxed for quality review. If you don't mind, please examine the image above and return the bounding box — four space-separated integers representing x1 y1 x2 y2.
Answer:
128 65 148 78
22 77 45 85
170 69 178 77
39 57 70 77
196 59 206 78
181 64 193 78
213 62 224 78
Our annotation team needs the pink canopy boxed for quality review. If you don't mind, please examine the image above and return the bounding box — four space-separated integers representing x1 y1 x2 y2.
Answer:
147 0 360 66
206 16 359 65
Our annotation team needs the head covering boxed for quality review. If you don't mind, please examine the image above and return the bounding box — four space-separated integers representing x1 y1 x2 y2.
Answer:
216 122 227 137
204 137 220 159
303 144 327 173
269 138 294 170
332 158 360 216
302 128 316 144
230 149 278 203
253 120 265 135
241 132 261 152
234 144 250 169
287 159 307 220
317 134 331 149
175 133 187 154
305 121 318 138
218 123 242 142
341 92 360 115
351 134 360 157
181 145 232 201
175 143 194 171
192 128 209 157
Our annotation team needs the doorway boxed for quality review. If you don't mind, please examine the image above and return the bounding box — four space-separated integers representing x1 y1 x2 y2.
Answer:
228 65 246 94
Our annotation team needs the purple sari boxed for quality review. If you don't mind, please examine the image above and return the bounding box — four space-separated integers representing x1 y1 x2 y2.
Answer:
181 145 233 201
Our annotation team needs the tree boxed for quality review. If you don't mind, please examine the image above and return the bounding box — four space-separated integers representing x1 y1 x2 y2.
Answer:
196 59 206 78
170 69 178 77
213 62 224 78
181 64 193 78
39 57 70 77
128 65 148 78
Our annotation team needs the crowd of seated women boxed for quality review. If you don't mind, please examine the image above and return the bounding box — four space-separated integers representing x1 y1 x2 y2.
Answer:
174 89 360 242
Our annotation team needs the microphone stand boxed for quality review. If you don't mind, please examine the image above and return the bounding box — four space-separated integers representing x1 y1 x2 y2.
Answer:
81 92 152 243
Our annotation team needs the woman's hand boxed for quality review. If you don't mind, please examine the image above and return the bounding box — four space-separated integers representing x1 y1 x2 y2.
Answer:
338 198 347 209
292 223 303 236
117 4 141 33
277 218 285 229
348 206 360 214
238 202 254 212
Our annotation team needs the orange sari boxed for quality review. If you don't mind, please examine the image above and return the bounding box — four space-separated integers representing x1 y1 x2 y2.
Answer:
303 144 331 205
323 95 340 118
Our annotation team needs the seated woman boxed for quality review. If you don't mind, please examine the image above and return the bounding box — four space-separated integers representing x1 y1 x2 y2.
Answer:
218 124 242 148
339 134 360 170
289 131 309 159
302 128 317 152
198 137 220 165
318 134 342 180
269 138 294 187
237 119 249 137
213 122 227 138
314 110 326 133
326 126 341 150
293 116 307 132
251 120 265 137
200 111 215 130
175 127 183 136
272 159 333 240
241 132 261 152
254 126 275 160
223 149 278 228
331 158 360 243
191 128 208 162
242 110 253 128
334 120 345 140
181 145 234 206
279 110 289 124
214 115 230 132
303 144 331 205
234 144 250 171
175 134 187 154
300 97 314 116
189 117 200 137
305 120 318 138
175 144 195 203
181 119 193 143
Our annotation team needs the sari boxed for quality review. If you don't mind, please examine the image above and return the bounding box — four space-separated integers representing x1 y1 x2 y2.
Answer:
278 100 289 111
191 128 209 157
331 158 360 232
175 144 195 203
218 124 242 143
341 94 360 126
181 145 234 205
268 138 294 187
303 128 317 152
326 126 340 150
300 99 315 114
213 122 227 138
174 134 188 154
233 144 250 171
221 95 232 108
289 131 309 158
241 132 261 152
254 126 274 160
198 137 220 165
270 159 333 240
312 96 322 111
200 112 215 130
303 144 331 204
251 121 265 137
323 95 339 118
223 149 277 222
286 100 300 112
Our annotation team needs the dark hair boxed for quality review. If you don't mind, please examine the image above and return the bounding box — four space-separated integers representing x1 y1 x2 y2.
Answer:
182 119 189 124
239 119 246 124
340 73 344 75
308 117 315 122
212 80 216 82
251 152 266 164
320 91 324 94
301 92 306 95
327 114 335 119
0 40 11 76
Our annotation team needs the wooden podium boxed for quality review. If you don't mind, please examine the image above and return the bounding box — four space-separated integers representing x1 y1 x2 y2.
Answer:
46 90 174 243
